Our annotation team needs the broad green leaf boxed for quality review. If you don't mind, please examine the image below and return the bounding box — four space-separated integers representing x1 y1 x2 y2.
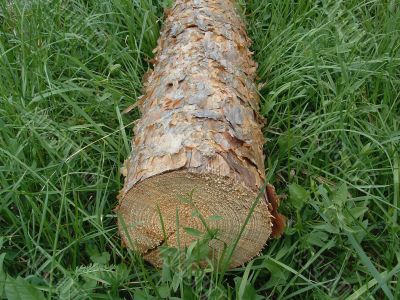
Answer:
5 277 45 300
90 251 110 265
314 223 339 234
183 227 202 237
289 183 309 209
332 183 348 207
0 253 6 296
134 290 156 300
306 231 329 247
241 284 263 300
263 260 287 282
183 284 196 299
157 284 170 299
348 206 368 219
186 240 198 259
171 272 181 292
192 241 210 261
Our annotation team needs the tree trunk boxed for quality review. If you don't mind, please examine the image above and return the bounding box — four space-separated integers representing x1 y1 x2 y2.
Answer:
117 0 278 268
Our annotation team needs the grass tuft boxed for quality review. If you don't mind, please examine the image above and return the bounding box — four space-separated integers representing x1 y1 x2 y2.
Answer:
1 0 399 298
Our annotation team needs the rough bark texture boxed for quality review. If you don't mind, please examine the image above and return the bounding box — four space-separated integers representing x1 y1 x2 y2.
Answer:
117 0 283 268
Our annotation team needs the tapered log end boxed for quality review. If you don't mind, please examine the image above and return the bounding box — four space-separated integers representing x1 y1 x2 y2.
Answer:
117 171 272 268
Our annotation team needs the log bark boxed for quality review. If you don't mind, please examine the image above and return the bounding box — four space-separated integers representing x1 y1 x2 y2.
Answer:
117 0 280 268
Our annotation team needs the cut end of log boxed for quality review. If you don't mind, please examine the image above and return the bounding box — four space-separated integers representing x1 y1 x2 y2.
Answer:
117 171 272 268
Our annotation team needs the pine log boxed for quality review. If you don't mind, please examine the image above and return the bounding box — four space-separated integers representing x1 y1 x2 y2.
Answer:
117 0 281 268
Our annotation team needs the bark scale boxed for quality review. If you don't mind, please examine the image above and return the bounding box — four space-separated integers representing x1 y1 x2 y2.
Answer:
117 0 279 268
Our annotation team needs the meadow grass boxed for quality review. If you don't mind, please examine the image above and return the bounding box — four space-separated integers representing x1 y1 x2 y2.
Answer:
0 0 399 299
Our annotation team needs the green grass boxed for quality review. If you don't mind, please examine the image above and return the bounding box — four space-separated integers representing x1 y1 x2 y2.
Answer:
0 0 399 299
